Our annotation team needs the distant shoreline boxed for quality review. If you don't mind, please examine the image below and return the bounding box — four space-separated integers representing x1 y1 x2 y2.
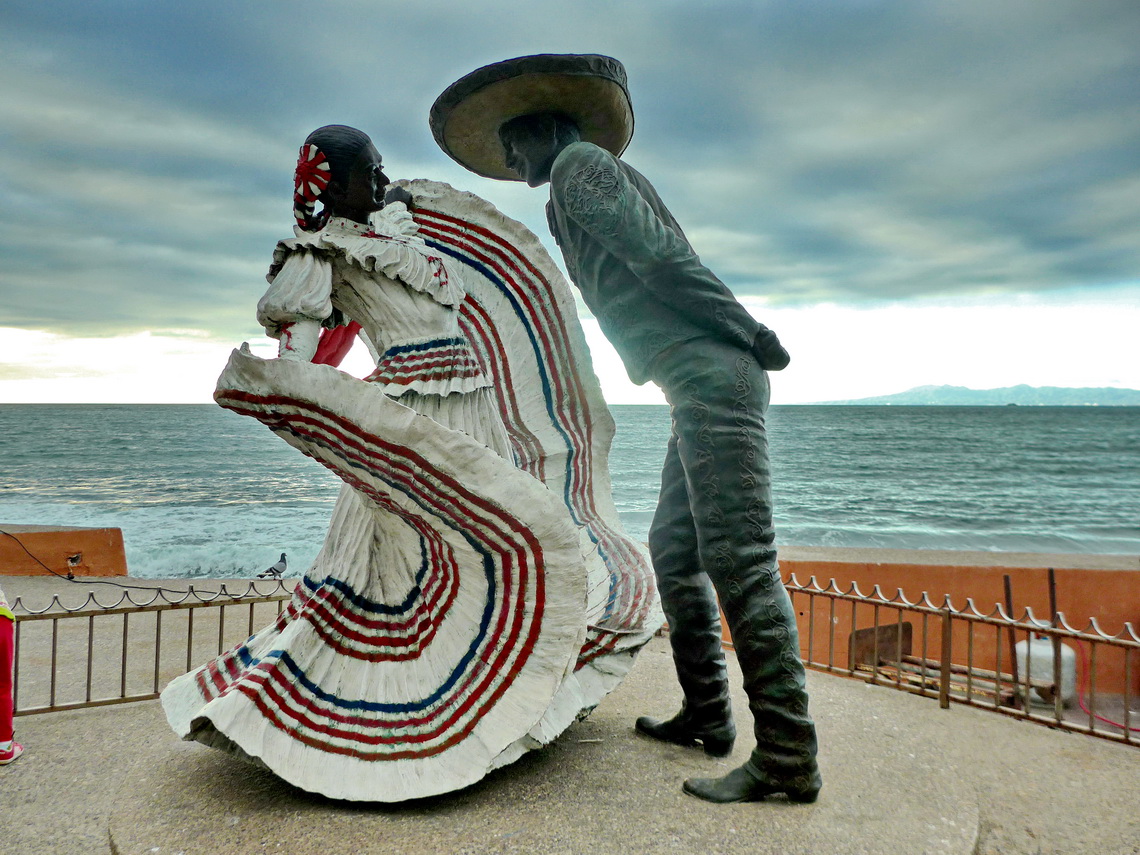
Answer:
811 383 1140 406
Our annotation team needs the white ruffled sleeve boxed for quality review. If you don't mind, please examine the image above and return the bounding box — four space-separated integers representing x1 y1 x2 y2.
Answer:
256 250 334 337
368 202 423 242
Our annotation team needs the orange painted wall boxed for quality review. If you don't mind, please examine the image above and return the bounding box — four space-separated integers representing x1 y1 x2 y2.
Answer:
771 559 1140 697
0 527 127 577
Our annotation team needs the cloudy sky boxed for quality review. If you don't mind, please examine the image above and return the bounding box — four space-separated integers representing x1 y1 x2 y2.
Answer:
1 0 1137 405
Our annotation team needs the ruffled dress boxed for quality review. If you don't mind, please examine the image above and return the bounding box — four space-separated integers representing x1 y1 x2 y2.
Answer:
161 184 662 802
260 212 511 448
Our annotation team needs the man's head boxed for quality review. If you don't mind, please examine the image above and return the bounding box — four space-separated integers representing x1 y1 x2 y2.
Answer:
431 54 632 181
498 113 581 187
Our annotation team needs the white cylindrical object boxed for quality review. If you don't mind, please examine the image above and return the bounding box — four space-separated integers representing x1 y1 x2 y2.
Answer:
1015 635 1077 707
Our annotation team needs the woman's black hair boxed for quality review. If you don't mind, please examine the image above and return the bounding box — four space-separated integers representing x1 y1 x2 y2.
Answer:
305 125 372 187
297 125 373 230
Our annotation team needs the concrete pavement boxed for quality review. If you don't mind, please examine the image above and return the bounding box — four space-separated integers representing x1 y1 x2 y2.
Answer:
1 576 1138 854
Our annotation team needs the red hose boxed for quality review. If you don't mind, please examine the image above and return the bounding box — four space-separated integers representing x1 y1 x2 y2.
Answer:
1074 639 1140 732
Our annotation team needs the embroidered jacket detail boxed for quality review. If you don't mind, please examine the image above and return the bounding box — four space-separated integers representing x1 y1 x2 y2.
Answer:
563 164 624 238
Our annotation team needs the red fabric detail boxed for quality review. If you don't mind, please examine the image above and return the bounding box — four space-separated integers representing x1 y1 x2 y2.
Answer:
279 322 296 354
313 322 362 367
294 144 331 230
364 347 484 387
294 144 330 202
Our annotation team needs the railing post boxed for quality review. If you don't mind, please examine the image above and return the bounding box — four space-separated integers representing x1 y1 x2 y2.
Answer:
218 603 226 654
153 610 163 694
186 607 195 673
12 619 20 714
86 614 95 703
120 612 130 699
806 591 815 667
939 607 953 709
1048 568 1064 722
1004 574 1021 710
848 599 858 673
50 617 59 708
827 596 836 672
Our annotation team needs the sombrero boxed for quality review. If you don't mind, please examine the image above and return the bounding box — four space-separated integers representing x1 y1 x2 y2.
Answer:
430 53 634 181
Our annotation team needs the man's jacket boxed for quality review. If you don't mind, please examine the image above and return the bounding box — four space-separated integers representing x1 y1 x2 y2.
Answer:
546 141 766 384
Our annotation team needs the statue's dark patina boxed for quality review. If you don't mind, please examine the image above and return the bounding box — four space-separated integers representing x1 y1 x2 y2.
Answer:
432 54 821 805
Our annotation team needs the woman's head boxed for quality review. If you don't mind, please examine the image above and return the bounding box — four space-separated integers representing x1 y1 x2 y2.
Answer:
293 125 388 230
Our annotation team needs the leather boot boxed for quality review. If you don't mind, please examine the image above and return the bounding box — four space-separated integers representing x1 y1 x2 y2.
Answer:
635 708 735 757
646 432 736 757
720 571 820 799
683 763 821 804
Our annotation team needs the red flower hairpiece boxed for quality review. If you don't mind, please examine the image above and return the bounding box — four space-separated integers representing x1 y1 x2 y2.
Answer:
294 143 331 229
295 144 331 201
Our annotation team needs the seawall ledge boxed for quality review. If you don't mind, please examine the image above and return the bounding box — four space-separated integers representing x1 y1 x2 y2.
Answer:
781 545 1139 571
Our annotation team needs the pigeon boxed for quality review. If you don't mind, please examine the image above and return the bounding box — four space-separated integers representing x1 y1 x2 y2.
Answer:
258 552 287 579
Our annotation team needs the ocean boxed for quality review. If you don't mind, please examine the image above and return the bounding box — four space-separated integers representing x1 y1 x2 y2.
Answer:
1 404 1137 577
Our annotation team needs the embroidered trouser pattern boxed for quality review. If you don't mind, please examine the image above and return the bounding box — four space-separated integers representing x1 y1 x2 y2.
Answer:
648 338 818 785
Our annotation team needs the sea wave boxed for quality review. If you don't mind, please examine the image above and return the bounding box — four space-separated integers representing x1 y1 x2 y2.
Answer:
0 500 330 579
2 403 1137 577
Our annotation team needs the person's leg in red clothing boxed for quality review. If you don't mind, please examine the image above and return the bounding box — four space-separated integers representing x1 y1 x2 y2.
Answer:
0 617 22 764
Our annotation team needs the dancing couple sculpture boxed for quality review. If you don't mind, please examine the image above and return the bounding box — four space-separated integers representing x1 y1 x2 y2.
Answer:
163 53 819 806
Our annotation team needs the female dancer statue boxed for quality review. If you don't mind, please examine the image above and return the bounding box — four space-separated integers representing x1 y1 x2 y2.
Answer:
162 126 661 801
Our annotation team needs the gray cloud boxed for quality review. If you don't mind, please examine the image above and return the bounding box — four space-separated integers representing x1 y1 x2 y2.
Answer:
1 0 1137 340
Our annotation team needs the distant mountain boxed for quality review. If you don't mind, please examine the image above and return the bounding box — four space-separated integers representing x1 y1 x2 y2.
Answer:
816 384 1140 406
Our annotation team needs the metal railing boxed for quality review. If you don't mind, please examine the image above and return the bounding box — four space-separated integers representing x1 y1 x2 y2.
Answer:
782 570 1140 747
11 572 1140 749
11 582 292 716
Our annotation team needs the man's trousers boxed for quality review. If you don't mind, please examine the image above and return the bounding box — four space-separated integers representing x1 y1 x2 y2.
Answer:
647 337 819 787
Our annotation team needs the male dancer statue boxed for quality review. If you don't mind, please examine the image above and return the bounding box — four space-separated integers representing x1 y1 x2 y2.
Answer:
431 54 820 804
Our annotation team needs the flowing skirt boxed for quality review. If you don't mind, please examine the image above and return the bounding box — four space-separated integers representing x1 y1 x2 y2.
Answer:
161 350 589 801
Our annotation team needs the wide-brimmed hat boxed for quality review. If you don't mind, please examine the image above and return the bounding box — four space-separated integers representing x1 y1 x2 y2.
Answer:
430 53 634 181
